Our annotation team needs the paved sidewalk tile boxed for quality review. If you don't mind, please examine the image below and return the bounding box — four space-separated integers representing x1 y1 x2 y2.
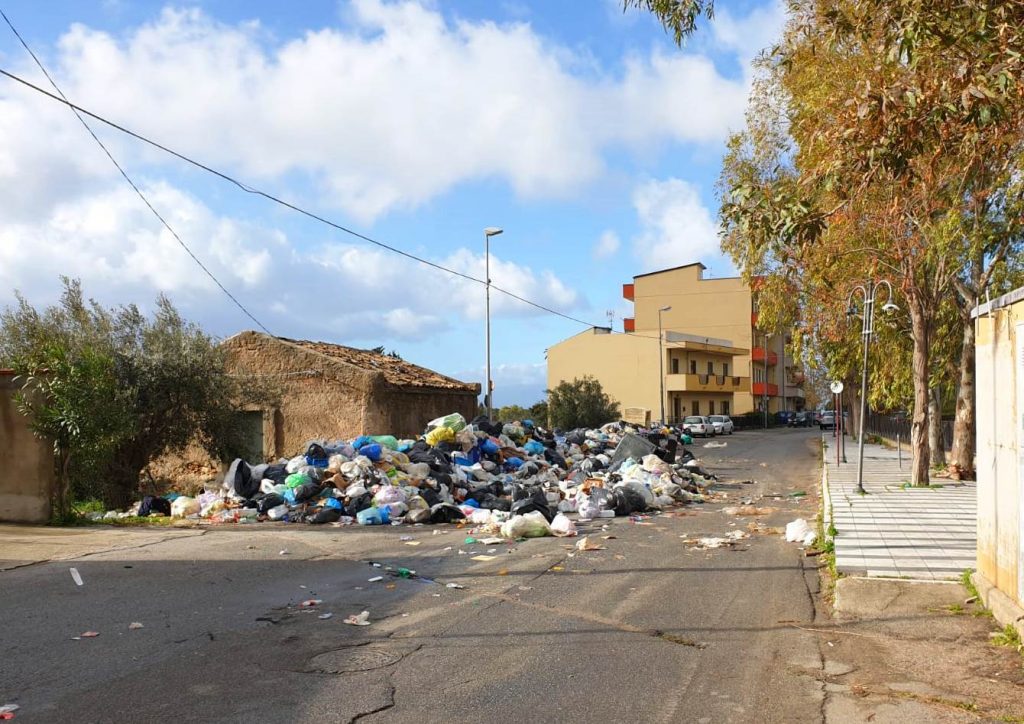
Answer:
824 437 976 581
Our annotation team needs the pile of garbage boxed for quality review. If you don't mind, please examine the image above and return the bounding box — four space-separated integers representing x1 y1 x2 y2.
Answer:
108 414 718 536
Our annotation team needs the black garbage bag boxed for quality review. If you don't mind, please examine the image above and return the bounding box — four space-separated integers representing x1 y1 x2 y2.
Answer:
225 458 259 500
138 495 171 517
256 493 285 514
432 472 454 489
565 429 587 446
509 489 557 524
418 486 442 507
470 415 504 437
347 492 374 514
611 487 647 516
480 496 511 512
293 482 323 503
429 503 466 524
308 507 342 524
544 448 567 469
679 449 695 464
262 463 288 484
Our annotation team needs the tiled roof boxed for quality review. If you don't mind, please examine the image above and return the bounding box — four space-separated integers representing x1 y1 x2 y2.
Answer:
278 337 478 392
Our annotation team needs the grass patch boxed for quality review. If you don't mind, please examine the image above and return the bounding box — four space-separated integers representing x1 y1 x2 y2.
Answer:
946 603 965 615
82 516 175 527
991 624 1023 652
960 569 980 598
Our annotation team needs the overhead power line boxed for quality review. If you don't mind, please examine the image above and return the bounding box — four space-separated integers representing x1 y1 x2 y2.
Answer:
0 9 273 335
0 62 643 335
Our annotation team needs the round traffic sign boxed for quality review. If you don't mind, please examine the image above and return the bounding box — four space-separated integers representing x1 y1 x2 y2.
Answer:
830 381 844 394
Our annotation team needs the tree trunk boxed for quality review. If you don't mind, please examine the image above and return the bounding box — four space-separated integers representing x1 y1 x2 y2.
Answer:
929 386 945 468
950 309 977 480
909 298 932 486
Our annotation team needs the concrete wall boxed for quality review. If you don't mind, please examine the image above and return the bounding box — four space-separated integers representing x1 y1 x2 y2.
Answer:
0 372 55 522
975 300 1024 608
374 387 478 438
547 328 661 419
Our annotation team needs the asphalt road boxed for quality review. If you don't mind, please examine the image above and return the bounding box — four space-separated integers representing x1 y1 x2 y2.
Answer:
0 428 826 723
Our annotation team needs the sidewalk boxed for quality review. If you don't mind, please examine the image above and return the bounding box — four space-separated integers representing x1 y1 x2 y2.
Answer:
823 437 976 580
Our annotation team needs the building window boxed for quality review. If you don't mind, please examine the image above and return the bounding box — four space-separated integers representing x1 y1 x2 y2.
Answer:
692 400 700 416
708 400 715 415
671 358 679 374
707 361 714 375
722 400 730 415
723 362 729 376
673 397 681 421
689 359 697 374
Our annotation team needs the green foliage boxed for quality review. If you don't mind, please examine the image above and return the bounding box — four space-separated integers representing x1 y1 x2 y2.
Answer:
495 404 529 423
622 0 713 46
1 279 277 511
546 376 620 430
528 400 549 426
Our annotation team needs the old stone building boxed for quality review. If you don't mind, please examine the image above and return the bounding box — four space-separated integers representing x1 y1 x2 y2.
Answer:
222 331 480 460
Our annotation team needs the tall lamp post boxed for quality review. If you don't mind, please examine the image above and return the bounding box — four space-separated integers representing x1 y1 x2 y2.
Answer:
658 306 671 424
483 226 503 419
763 332 772 429
846 279 898 494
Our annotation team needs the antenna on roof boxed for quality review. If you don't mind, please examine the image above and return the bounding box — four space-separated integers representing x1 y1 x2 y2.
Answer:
605 310 614 329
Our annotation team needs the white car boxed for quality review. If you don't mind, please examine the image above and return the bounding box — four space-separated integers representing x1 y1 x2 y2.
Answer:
682 415 715 438
709 415 734 435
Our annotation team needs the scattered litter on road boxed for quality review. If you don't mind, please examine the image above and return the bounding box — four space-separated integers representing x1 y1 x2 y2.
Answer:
722 505 774 516
299 599 322 608
0 704 20 720
367 576 384 582
76 631 100 639
404 541 421 546
343 611 371 626
576 536 606 551
445 583 465 589
471 555 497 561
784 519 816 546
694 537 729 549
278 550 289 556
724 530 749 540
703 441 727 448
128 622 144 630
318 613 333 620
69 568 83 586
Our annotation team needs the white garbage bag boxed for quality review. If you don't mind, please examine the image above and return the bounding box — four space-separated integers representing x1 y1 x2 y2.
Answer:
785 518 817 546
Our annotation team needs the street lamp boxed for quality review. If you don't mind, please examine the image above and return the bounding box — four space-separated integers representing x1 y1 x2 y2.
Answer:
483 226 503 420
658 306 671 425
846 278 897 494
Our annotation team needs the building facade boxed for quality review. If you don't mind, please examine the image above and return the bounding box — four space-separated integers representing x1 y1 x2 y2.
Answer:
547 263 804 422
973 287 1024 638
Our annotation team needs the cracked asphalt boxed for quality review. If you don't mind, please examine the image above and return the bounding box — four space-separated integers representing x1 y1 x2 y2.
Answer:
0 428 832 723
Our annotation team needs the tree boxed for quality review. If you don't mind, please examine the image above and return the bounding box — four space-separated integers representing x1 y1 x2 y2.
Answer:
495 404 530 423
0 279 277 511
528 400 549 427
546 376 620 430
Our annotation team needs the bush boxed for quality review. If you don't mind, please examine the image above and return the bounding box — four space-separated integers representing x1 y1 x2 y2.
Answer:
1 279 276 513
546 376 619 430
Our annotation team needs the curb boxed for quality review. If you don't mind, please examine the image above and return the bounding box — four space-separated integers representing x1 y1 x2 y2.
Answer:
834 576 963 618
820 435 833 541
972 571 1024 640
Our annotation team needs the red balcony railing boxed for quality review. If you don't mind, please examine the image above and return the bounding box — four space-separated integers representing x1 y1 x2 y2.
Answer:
622 283 634 301
752 382 779 396
751 347 778 365
623 317 635 333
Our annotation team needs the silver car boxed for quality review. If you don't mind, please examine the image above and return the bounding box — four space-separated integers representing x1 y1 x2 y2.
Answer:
682 415 714 438
709 415 734 435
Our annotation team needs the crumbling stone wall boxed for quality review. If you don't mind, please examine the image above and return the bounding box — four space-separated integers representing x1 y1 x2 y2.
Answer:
0 372 55 522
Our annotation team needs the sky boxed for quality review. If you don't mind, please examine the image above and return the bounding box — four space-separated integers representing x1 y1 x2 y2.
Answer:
0 0 786 406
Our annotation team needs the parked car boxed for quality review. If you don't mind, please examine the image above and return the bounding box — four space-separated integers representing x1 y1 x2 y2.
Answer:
819 412 836 430
682 415 715 438
788 411 813 428
708 415 734 435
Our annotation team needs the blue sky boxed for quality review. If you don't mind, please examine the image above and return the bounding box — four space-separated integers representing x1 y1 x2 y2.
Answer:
0 0 785 405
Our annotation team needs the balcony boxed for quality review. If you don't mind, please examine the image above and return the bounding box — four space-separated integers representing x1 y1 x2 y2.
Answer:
623 317 635 333
622 283 634 301
666 374 751 393
751 347 778 365
752 382 779 396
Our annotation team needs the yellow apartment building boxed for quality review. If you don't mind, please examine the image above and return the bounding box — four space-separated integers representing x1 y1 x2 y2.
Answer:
546 263 804 422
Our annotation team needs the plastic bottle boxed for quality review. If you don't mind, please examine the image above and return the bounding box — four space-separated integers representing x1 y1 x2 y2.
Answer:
268 504 289 520
356 506 390 525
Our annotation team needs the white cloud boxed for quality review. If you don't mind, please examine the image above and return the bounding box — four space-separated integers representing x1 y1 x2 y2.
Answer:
0 177 580 343
0 1 752 224
592 230 621 259
630 177 721 270
712 0 787 65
